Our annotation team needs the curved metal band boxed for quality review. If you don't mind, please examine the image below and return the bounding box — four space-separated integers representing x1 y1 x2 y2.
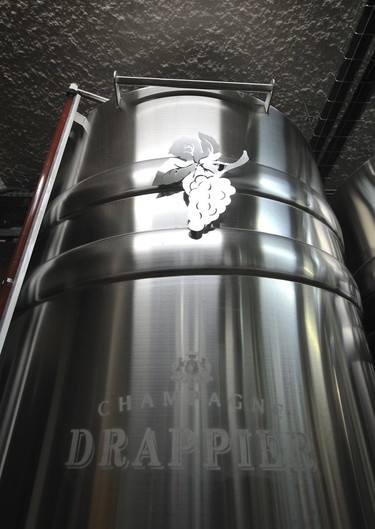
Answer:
42 159 343 241
35 192 344 263
19 229 361 310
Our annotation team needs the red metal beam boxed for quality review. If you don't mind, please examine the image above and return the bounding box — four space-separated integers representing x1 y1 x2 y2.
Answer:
0 94 74 317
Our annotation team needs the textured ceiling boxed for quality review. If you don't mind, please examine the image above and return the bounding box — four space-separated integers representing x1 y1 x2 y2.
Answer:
0 0 374 197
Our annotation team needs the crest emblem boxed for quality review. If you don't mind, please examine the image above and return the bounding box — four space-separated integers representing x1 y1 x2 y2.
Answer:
153 133 249 234
171 353 213 386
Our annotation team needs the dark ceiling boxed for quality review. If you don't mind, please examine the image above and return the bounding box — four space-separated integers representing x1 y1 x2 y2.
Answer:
0 0 374 210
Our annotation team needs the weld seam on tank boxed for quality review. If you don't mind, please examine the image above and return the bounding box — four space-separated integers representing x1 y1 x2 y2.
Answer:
18 229 362 311
19 271 363 317
122 87 262 110
16 272 362 318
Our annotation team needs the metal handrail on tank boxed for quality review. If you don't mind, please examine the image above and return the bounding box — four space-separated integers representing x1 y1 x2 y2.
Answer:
113 71 276 112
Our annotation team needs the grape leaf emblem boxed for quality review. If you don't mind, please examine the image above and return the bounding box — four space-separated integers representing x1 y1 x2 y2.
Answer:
153 132 249 233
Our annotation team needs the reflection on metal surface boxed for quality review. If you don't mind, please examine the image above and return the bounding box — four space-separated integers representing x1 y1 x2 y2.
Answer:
332 156 375 355
0 87 375 529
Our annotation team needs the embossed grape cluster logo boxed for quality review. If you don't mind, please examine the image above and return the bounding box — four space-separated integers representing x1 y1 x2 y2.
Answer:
153 133 249 234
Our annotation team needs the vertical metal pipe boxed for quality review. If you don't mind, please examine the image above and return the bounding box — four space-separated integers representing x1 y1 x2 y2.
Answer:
310 0 375 168
0 91 80 476
0 93 80 347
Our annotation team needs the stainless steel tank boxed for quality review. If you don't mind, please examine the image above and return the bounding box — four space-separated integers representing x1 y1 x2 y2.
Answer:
332 156 375 355
1 87 375 529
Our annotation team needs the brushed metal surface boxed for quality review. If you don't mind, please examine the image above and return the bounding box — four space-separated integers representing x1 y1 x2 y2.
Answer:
42 158 341 236
35 192 344 263
332 156 375 272
2 277 375 529
0 89 374 529
18 229 360 310
332 156 375 356
70 87 325 194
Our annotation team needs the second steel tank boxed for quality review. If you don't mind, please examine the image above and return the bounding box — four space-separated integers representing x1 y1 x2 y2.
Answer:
332 156 375 355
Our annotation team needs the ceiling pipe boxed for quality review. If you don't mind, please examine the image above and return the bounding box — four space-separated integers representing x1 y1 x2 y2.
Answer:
310 1 375 160
318 48 375 178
